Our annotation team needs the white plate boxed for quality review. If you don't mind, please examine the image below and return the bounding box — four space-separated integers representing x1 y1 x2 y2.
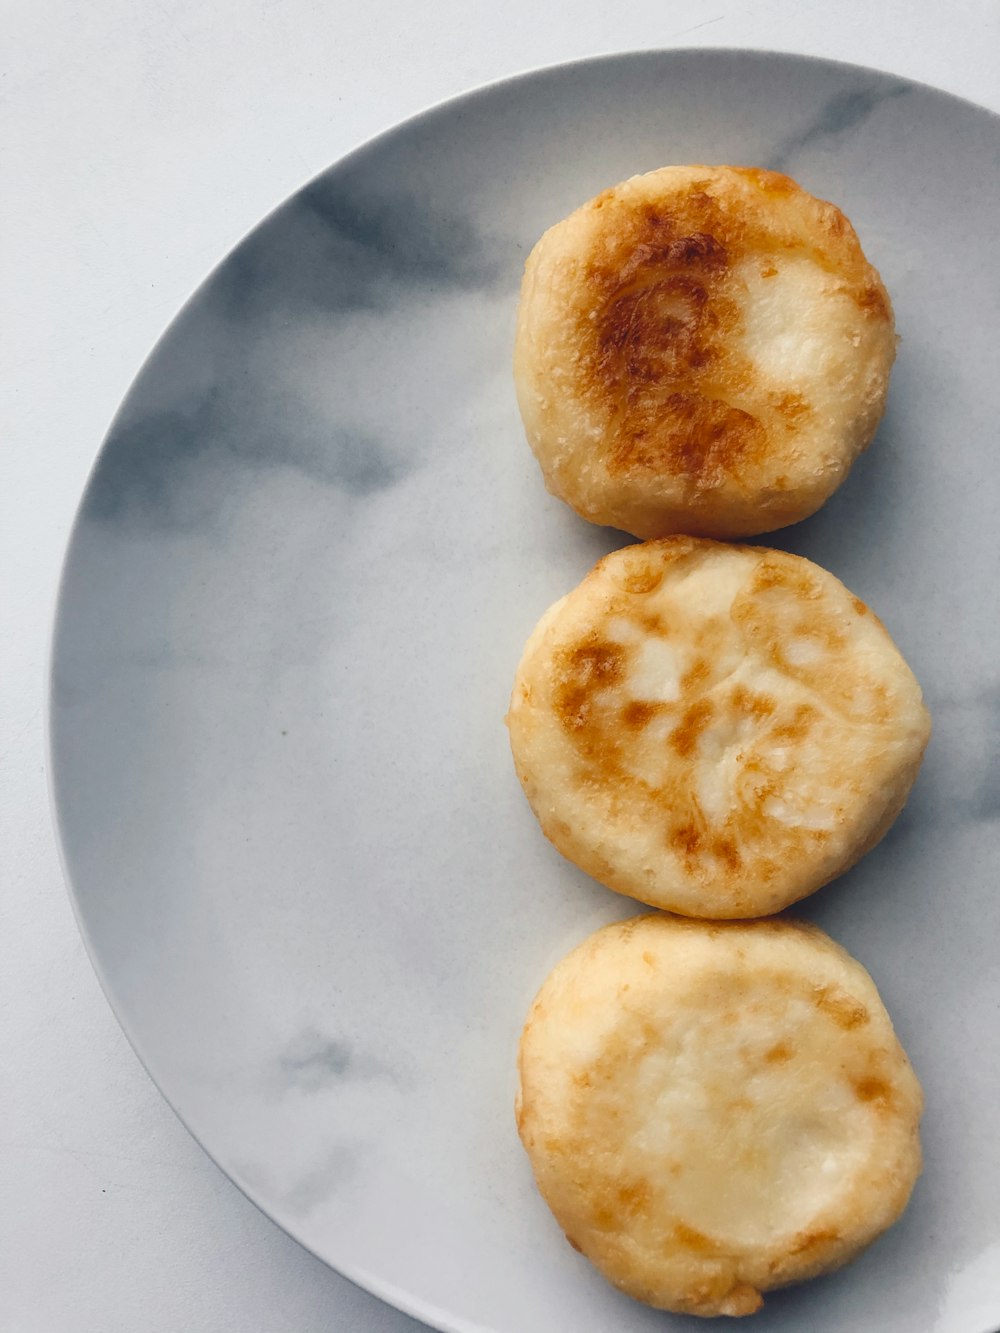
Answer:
50 49 1000 1333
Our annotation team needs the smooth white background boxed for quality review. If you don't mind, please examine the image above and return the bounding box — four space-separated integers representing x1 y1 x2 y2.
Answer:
4 4 998 1329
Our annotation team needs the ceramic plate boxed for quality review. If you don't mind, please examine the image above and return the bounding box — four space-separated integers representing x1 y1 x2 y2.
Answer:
50 49 1000 1333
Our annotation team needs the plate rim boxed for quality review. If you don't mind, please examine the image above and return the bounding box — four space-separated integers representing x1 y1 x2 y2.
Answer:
45 44 1000 1333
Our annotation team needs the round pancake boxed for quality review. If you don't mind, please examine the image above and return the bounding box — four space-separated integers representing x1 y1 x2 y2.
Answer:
507 539 930 918
514 165 896 539
516 915 924 1317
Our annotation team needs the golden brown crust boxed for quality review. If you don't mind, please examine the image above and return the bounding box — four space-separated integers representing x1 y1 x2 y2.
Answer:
514 166 897 538
507 539 930 918
516 916 924 1317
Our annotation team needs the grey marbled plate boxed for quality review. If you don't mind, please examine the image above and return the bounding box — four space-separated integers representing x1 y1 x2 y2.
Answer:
50 49 1000 1333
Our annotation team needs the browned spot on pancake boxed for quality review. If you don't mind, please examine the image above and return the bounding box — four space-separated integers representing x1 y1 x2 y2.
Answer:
578 194 786 489
597 276 715 384
854 1076 892 1105
764 1041 793 1064
572 1070 593 1089
603 537 700 591
851 595 869 616
858 280 891 320
641 951 656 965
671 822 703 856
789 1228 840 1256
553 640 627 732
772 391 812 425
565 640 627 682
751 558 821 600
611 393 768 485
637 612 668 634
814 986 870 1030
732 684 776 719
822 205 850 240
795 616 848 653
617 229 729 284
616 1180 651 1213
862 680 894 725
712 836 741 871
553 686 592 731
673 1222 721 1254
727 1097 755 1113
761 262 778 278
670 698 715 756
771 703 818 741
621 568 664 595
756 858 780 884
639 1020 664 1053
566 1234 583 1253
622 699 664 729
681 658 711 691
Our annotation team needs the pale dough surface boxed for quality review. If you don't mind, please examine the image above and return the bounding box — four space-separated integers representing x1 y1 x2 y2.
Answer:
508 539 930 917
516 915 924 1317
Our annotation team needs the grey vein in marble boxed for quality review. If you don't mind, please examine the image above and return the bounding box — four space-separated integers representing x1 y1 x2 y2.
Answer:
233 1141 363 1218
52 51 1000 1333
767 81 913 172
277 1032 399 1093
215 175 510 324
278 1143 362 1216
82 175 514 534
300 174 506 291
84 398 408 531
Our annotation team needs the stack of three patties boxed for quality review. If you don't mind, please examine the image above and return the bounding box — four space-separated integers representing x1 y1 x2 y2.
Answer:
507 165 930 1319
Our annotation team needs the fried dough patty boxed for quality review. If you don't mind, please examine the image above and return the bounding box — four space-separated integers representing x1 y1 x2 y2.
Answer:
516 915 923 1317
507 539 930 917
514 165 896 538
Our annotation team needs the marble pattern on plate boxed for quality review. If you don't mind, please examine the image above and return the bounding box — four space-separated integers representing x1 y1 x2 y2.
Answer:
50 49 1000 1333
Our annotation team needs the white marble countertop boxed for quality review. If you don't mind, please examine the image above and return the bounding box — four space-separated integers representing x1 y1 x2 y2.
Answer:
5 4 998 1329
